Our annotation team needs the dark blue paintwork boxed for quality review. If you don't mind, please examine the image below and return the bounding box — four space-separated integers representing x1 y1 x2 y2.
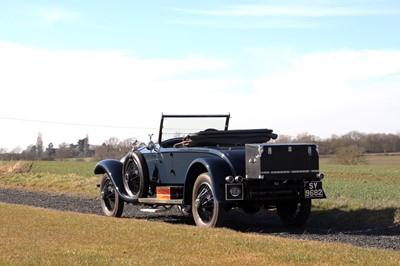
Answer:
94 145 246 203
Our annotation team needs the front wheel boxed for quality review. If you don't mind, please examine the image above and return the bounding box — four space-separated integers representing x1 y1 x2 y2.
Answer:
192 172 225 228
100 173 124 217
276 199 311 228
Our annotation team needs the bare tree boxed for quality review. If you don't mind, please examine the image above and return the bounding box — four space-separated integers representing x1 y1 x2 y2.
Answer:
57 142 70 160
273 134 293 143
335 145 368 165
11 146 22 154
36 133 43 159
22 145 37 160
94 137 129 160
293 132 320 143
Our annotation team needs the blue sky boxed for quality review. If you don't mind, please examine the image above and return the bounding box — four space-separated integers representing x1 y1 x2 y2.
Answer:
1 0 399 151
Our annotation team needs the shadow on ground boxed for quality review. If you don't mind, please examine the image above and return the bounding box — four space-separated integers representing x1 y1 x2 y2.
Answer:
124 204 400 236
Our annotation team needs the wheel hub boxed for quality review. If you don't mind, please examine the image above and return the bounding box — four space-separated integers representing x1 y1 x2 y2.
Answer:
194 198 200 208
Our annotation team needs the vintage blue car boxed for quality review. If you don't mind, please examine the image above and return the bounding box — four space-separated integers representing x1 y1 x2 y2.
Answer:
94 114 325 228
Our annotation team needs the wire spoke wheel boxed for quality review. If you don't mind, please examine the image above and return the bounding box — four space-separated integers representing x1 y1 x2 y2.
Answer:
195 183 214 222
125 158 141 195
192 172 225 228
100 173 124 217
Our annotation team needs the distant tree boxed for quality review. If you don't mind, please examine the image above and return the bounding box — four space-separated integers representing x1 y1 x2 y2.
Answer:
22 145 38 160
273 134 293 143
335 145 368 165
293 132 320 143
119 138 132 154
36 133 43 159
84 134 89 157
95 143 109 160
44 142 56 160
78 136 89 157
94 137 129 160
0 148 7 160
56 142 70 160
11 147 22 154
64 143 80 158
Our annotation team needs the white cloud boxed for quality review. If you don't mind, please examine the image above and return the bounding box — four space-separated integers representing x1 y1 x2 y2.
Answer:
249 49 400 137
0 41 233 150
170 2 400 17
0 41 399 150
34 7 81 25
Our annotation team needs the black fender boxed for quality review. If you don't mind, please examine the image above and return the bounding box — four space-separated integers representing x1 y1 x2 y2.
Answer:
94 159 137 203
184 157 232 204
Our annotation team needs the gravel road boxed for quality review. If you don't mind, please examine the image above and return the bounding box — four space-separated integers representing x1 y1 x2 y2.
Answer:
1 187 399 251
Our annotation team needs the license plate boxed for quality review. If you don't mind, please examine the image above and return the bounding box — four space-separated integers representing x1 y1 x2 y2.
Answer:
304 181 324 198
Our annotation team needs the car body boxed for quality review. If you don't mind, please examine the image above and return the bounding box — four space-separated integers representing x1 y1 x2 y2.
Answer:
94 114 325 228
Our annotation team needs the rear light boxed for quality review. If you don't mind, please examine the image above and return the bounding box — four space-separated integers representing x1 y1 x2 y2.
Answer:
317 173 325 180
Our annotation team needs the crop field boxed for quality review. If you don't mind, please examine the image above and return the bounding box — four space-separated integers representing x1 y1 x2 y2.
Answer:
318 155 400 226
1 156 400 264
0 160 99 196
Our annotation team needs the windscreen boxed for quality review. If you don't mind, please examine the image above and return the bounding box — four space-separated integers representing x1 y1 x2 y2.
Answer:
160 116 229 142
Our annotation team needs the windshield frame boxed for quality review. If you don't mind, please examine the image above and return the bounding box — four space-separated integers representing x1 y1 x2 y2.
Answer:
158 114 230 143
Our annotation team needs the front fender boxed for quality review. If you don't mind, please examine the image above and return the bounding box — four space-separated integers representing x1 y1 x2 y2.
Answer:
185 157 232 203
94 159 134 203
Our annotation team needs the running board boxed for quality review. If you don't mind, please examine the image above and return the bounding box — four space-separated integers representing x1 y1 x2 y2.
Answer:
138 198 183 205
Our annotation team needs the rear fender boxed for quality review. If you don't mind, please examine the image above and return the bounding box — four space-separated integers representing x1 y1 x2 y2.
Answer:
94 159 135 203
184 158 232 204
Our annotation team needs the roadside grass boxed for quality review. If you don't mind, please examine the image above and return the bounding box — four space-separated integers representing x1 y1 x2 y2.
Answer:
0 160 99 197
1 203 399 265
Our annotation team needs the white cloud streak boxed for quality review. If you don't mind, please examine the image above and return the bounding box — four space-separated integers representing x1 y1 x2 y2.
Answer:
0 41 399 150
170 3 400 17
34 7 82 25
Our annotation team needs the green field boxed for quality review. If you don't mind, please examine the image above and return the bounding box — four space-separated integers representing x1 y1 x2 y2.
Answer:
1 157 400 264
319 155 400 226
1 203 400 265
0 160 99 196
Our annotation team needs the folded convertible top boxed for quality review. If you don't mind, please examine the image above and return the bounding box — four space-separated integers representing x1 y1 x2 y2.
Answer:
185 128 278 147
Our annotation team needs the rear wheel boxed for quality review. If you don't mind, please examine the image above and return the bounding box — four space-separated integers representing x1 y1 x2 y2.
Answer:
100 173 124 217
192 172 225 228
276 199 311 228
123 152 149 199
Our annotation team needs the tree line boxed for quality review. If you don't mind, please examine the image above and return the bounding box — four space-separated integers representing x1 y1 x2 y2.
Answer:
1 131 399 164
276 131 400 154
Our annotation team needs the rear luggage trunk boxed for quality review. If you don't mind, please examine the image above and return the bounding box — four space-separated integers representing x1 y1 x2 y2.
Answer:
245 143 320 180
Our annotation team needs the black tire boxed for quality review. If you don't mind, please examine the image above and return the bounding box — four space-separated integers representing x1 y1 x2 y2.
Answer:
100 173 124 217
276 199 312 228
122 152 149 199
192 172 225 228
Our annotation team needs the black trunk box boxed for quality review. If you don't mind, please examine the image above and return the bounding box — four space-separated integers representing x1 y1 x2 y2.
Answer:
245 144 319 179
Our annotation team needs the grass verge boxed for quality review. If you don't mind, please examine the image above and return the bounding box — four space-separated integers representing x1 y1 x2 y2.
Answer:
0 160 98 197
1 203 400 265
